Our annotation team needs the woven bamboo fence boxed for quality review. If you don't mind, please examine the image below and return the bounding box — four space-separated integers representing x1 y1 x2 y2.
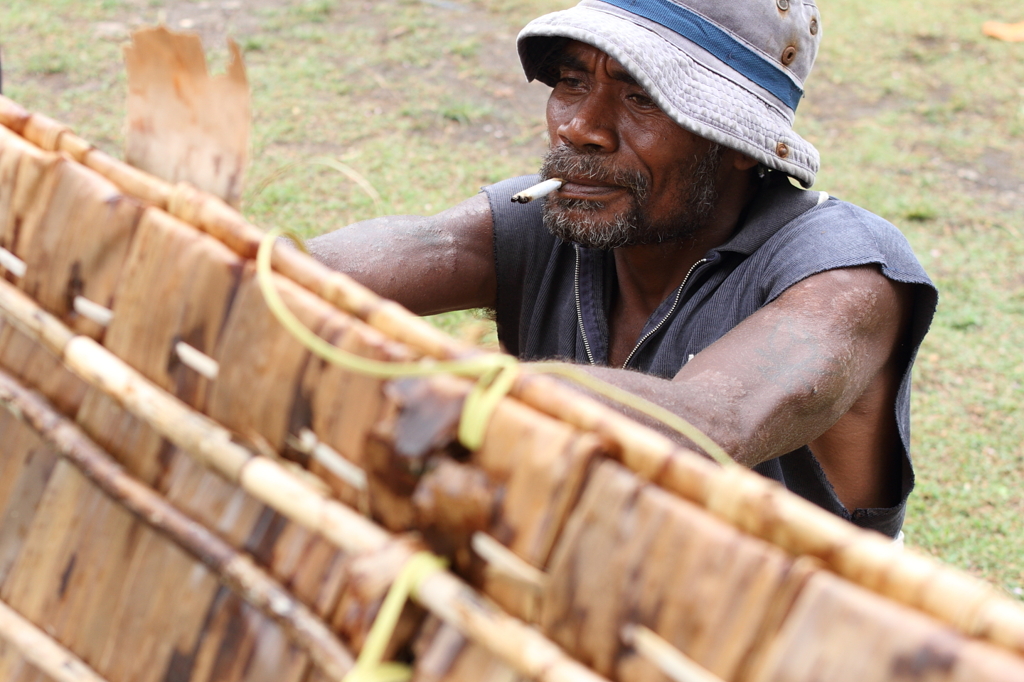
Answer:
0 92 1023 682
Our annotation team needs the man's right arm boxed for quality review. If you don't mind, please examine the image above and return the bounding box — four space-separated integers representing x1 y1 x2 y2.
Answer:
305 193 497 316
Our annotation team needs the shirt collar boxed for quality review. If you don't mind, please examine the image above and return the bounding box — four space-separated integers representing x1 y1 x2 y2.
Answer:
712 173 824 256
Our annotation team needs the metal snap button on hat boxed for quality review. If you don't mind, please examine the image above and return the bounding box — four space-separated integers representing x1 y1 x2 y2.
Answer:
776 142 790 158
776 0 789 11
781 45 797 65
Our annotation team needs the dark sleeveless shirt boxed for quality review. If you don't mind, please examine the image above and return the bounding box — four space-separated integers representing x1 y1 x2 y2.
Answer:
483 173 938 538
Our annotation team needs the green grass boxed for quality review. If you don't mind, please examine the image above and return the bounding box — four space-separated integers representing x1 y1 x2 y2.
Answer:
1 0 1021 594
802 1 1024 596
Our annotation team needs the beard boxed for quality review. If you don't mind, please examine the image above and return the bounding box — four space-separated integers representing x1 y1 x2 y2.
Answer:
539 143 722 250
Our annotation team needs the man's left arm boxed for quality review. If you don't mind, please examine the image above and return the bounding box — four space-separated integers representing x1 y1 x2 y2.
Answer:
569 264 914 510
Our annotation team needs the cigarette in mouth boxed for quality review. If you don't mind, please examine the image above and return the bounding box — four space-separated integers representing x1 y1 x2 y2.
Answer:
511 178 563 204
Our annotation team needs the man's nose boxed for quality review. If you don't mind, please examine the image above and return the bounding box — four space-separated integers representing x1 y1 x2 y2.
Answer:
555 93 619 153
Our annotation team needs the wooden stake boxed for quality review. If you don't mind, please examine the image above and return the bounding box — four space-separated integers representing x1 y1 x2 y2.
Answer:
621 625 725 682
414 570 606 682
0 247 26 278
288 427 368 491
174 340 220 380
0 598 110 682
471 532 548 592
72 296 114 327
0 369 355 680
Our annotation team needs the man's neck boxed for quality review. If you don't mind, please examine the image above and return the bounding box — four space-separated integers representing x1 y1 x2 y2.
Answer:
606 173 759 366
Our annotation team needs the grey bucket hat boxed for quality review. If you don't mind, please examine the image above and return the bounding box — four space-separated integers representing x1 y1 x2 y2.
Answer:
518 0 822 187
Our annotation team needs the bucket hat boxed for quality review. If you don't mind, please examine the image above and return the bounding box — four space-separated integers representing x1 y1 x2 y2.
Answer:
518 0 822 187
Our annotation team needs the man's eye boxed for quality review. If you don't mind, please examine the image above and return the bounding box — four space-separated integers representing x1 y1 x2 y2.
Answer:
559 76 584 88
628 93 657 109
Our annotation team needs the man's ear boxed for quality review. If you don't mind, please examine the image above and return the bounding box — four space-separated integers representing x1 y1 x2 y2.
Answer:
730 151 759 172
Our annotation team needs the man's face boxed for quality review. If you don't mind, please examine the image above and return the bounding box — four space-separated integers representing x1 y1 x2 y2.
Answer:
540 41 723 250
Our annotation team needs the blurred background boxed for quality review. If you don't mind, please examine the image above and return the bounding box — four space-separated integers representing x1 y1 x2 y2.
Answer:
1 0 1021 595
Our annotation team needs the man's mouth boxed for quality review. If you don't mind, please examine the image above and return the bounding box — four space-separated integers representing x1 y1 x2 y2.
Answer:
556 177 627 200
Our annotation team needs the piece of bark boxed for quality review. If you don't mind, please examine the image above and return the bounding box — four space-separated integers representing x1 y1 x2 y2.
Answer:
363 376 468 533
124 27 249 207
184 587 307 682
412 458 500 569
0 320 89 418
747 570 1024 682
330 536 428 661
74 389 168 487
17 158 143 339
542 460 807 682
0 126 60 265
206 265 334 453
78 513 193 680
0 411 61 588
103 207 243 408
305 311 415 499
475 397 602 566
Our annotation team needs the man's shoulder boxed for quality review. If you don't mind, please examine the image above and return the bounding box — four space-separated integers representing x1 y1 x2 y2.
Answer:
484 174 560 260
779 195 934 288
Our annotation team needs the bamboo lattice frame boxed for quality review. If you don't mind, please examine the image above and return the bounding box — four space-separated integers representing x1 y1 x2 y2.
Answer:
0 94 1023 682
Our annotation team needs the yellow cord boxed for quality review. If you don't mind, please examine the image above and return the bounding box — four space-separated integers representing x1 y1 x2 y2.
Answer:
343 552 448 682
532 363 732 466
256 228 733 466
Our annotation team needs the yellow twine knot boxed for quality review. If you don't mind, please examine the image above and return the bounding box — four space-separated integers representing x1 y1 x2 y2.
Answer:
343 551 448 682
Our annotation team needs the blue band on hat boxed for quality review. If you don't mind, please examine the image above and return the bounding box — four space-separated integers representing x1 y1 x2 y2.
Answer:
599 0 804 111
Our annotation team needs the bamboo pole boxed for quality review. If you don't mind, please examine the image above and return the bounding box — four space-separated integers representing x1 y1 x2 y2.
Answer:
0 598 110 682
0 279 610 682
0 369 356 680
620 625 726 682
3 96 1024 656
414 570 605 682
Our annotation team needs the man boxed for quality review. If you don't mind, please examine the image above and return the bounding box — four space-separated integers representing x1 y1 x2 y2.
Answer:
308 0 937 538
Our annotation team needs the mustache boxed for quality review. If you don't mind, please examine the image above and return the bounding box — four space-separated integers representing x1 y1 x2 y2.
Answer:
540 145 649 201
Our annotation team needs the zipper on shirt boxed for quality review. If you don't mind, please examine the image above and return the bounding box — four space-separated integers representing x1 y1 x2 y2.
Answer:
574 245 596 365
619 257 709 369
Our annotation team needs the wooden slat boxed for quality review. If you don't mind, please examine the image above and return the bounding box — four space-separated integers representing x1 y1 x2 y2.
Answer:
542 461 806 682
206 266 333 452
413 618 524 682
0 599 108 682
0 320 89 418
18 158 143 339
0 125 60 260
102 207 242 408
74 390 167 487
0 461 96 621
474 399 603 624
0 372 356 681
0 411 60 588
747 570 1024 682
96 525 220 682
184 589 307 682
305 311 413 489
